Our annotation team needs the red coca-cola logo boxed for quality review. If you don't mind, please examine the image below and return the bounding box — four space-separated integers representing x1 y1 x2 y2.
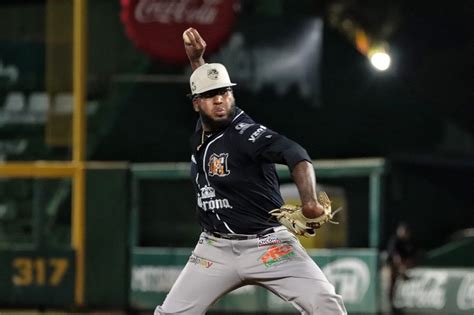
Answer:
120 0 239 63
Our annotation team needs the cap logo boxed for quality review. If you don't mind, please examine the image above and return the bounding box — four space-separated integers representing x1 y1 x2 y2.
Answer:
189 63 236 95
207 68 219 80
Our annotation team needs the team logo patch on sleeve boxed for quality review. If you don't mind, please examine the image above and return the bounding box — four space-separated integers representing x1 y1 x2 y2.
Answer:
208 153 230 177
235 122 253 134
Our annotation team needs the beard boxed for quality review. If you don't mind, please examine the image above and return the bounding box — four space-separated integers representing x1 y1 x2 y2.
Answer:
199 102 236 132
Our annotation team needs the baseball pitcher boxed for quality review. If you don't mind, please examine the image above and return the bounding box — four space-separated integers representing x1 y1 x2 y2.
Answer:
154 28 347 315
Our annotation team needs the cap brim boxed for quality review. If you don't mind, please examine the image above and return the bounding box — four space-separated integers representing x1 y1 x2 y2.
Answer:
191 83 237 96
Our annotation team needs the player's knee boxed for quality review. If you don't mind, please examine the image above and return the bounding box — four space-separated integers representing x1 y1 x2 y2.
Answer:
297 284 347 314
153 306 164 315
154 305 183 315
318 292 347 314
154 303 207 315
297 295 346 314
154 305 172 315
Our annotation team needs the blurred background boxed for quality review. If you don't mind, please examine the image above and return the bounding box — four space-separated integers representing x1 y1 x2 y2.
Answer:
0 0 472 314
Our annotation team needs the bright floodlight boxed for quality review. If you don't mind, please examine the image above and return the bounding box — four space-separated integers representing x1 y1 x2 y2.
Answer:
370 52 391 71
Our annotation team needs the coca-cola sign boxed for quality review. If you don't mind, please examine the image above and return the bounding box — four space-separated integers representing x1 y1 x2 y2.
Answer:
393 270 448 310
457 274 474 311
120 0 239 63
393 268 474 314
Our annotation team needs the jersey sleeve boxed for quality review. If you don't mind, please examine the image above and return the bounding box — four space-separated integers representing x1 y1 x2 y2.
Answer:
237 123 311 171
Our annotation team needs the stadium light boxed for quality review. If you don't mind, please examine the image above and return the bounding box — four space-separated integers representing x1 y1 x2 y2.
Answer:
369 51 391 71
353 29 392 71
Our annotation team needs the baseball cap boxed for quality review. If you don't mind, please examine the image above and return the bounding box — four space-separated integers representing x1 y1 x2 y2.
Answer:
189 63 236 96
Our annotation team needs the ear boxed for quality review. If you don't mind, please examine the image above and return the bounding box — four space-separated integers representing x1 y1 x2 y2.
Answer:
192 99 199 112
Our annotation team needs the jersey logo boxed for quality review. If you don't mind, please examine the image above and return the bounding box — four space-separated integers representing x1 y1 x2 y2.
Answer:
208 153 230 177
235 122 253 134
200 185 216 199
248 125 267 142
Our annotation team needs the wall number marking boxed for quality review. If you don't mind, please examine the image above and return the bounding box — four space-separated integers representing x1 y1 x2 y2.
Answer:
12 257 69 286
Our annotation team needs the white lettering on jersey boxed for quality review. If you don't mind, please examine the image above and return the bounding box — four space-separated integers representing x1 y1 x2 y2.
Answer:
197 185 233 211
248 125 267 143
197 195 233 211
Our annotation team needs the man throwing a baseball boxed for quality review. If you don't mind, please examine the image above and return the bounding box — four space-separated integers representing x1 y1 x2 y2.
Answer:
154 28 347 315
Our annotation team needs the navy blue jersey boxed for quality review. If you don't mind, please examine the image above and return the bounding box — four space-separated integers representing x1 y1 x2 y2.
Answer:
190 107 311 234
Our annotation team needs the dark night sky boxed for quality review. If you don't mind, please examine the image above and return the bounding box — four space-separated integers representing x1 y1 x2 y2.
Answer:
386 1 472 134
317 0 473 159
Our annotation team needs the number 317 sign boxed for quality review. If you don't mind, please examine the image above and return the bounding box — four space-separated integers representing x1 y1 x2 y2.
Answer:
0 249 75 305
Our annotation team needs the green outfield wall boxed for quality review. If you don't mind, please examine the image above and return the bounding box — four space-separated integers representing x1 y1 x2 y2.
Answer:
84 164 129 307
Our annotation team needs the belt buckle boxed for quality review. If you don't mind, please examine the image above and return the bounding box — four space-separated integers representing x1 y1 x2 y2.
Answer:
257 227 276 238
207 230 267 240
211 231 239 240
221 232 255 240
231 233 254 240
221 234 234 240
212 232 226 239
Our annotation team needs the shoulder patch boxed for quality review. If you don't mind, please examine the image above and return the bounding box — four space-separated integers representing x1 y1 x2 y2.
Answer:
235 122 254 134
248 125 267 143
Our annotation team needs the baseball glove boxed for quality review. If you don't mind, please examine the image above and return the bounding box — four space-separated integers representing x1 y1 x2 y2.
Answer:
269 191 342 237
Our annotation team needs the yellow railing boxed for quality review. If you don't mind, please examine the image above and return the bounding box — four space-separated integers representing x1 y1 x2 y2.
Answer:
71 0 87 306
0 0 87 306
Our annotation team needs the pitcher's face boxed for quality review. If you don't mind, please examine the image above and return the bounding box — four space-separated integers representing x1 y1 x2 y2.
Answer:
192 87 236 131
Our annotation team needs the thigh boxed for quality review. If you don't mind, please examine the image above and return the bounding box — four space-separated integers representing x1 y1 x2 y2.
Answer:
263 274 347 315
155 234 242 315
242 231 347 314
